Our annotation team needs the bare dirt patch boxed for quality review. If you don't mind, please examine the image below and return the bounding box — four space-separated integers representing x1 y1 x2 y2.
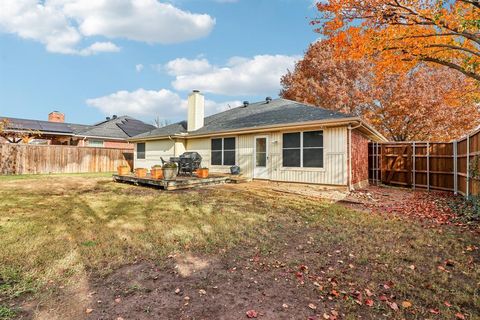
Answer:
1 176 479 319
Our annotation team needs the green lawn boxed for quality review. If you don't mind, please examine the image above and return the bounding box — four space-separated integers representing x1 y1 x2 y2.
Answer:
0 174 478 319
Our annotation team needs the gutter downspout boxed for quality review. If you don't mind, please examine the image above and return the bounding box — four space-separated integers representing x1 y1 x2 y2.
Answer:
168 135 176 157
348 122 363 191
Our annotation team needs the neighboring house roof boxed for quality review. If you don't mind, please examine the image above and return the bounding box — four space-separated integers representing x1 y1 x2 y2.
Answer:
75 116 156 139
0 115 156 140
131 98 387 141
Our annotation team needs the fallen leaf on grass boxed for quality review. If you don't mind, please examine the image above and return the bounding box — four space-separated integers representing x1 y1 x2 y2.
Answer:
437 265 449 272
330 290 339 297
429 308 440 314
379 295 388 301
387 301 399 311
444 301 452 307
445 259 455 267
364 289 373 297
365 299 374 307
455 313 465 319
402 301 412 308
246 310 258 318
308 303 317 310
85 308 93 314
323 313 330 319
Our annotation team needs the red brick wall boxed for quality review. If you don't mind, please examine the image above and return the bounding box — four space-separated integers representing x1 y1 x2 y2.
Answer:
104 141 134 149
351 130 369 185
48 112 65 123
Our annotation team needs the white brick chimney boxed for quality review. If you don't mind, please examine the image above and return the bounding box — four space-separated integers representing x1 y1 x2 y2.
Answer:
187 90 204 131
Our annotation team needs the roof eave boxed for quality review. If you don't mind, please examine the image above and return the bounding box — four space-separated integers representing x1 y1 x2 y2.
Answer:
128 117 385 142
2 129 75 136
73 134 129 141
355 120 389 142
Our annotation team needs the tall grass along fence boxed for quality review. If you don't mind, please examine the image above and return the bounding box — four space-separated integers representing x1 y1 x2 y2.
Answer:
368 127 480 201
0 144 133 175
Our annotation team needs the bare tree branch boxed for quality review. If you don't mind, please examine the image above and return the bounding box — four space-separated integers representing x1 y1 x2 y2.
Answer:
419 56 480 81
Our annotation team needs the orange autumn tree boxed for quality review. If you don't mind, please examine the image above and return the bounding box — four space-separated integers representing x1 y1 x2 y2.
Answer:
281 41 480 141
312 0 480 81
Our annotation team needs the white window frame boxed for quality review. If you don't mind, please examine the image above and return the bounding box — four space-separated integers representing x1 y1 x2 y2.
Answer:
211 137 236 166
136 142 146 160
282 130 324 169
88 139 104 148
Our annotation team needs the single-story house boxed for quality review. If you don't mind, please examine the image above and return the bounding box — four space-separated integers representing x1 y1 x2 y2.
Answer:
0 112 156 149
130 90 387 189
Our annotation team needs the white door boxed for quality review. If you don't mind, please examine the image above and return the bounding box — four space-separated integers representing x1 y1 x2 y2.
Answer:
254 136 269 179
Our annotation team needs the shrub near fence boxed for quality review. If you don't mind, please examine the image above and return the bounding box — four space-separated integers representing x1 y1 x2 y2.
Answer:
0 144 133 175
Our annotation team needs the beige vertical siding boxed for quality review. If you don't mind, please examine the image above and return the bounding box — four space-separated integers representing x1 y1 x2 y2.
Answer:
185 138 210 164
238 134 254 178
174 139 186 156
238 126 347 185
135 126 348 185
134 139 175 169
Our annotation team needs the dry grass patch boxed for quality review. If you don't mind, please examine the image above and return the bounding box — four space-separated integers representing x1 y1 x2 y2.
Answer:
0 174 478 319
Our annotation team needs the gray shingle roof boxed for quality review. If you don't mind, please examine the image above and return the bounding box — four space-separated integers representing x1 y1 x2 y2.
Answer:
133 98 353 139
75 116 156 139
0 117 91 135
0 115 155 139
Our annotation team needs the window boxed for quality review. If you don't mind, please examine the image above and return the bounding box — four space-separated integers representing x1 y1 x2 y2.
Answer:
88 139 104 148
282 130 323 168
282 133 301 167
211 137 236 165
136 143 145 159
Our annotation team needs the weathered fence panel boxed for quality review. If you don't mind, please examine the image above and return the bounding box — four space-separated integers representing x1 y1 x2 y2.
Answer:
0 144 133 174
369 128 480 198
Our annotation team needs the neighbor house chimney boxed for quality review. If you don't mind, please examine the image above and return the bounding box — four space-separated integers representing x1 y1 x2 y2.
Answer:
48 111 65 123
187 90 204 132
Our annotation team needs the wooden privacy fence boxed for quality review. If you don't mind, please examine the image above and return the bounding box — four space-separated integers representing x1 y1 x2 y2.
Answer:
0 144 133 175
369 128 480 198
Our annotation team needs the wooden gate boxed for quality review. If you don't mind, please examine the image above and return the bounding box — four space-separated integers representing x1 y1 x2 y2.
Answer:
369 128 479 198
369 142 455 192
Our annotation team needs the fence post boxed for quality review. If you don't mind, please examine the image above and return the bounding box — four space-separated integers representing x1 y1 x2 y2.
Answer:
412 142 416 190
374 142 377 185
427 142 430 191
466 135 470 198
376 142 380 185
453 140 458 195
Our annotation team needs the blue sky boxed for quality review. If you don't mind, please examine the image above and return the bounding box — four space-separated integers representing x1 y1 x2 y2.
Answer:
0 0 319 125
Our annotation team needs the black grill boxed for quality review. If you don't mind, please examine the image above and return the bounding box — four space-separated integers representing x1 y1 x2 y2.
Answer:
171 152 202 176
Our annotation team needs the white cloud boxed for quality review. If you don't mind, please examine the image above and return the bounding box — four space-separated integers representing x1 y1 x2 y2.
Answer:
169 54 299 95
79 41 120 56
135 64 144 72
0 0 215 55
63 0 215 44
165 58 213 76
86 88 241 120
